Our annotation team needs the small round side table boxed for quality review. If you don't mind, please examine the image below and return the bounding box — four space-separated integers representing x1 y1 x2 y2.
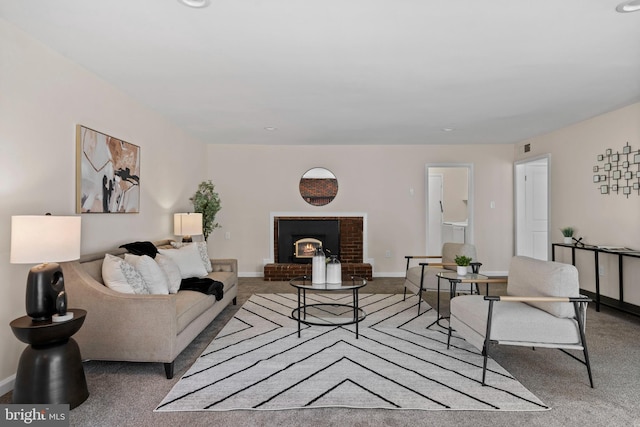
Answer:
10 308 89 409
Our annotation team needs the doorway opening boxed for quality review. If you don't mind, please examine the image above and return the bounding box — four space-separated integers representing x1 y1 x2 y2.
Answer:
425 164 474 256
514 155 550 260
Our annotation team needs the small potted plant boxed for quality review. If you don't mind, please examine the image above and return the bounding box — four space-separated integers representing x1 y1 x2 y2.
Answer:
454 255 472 276
560 227 574 245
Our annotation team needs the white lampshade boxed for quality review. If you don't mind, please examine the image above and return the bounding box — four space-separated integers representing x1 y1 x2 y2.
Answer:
174 213 203 236
10 215 82 264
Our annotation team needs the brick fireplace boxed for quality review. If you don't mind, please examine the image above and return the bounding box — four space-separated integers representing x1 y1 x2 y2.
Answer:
264 215 373 281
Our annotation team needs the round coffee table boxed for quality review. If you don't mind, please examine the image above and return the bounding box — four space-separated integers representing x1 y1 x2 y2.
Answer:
289 276 367 338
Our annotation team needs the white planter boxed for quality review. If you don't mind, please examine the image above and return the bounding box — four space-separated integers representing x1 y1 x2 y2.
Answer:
564 237 573 244
457 266 468 276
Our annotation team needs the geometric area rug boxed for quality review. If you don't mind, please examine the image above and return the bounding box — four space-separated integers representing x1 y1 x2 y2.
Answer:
156 293 549 412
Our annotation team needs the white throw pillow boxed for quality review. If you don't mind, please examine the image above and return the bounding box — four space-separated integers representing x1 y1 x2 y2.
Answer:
170 241 212 273
102 254 148 294
158 244 208 279
155 253 182 294
124 254 169 295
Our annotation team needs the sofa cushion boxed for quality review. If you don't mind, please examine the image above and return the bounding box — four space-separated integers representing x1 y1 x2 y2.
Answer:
175 291 216 334
124 253 169 294
102 254 149 294
159 244 208 279
507 256 579 318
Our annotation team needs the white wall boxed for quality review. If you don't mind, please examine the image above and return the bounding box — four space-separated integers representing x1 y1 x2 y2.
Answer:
0 19 207 390
514 102 640 304
206 144 515 277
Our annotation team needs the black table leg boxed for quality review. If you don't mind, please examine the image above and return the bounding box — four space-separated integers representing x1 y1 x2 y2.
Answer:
354 288 359 339
297 288 301 337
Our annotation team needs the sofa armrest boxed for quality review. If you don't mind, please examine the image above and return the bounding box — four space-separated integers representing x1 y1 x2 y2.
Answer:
211 258 237 273
61 260 179 362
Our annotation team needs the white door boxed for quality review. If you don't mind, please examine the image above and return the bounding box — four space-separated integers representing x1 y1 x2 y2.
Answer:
427 174 443 255
515 157 549 260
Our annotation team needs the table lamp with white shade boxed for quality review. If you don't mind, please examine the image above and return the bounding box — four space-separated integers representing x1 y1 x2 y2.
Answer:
173 212 203 242
10 214 81 322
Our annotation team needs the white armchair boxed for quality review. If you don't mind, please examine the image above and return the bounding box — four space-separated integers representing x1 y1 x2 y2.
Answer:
403 243 480 313
447 256 593 387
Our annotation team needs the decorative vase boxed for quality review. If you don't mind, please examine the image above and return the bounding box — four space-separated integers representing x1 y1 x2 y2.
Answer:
564 237 573 244
326 255 342 285
311 247 326 285
457 266 467 276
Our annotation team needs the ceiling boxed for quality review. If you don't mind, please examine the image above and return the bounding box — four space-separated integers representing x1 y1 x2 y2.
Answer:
2 0 639 145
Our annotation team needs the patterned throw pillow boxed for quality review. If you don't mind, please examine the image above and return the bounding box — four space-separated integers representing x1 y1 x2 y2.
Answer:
102 254 149 294
124 254 169 295
194 241 213 273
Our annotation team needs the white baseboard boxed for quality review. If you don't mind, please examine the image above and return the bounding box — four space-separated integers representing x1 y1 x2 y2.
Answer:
239 272 264 278
372 272 406 278
0 374 15 397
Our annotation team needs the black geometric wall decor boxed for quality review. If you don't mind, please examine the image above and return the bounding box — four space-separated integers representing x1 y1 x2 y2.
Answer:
594 142 640 198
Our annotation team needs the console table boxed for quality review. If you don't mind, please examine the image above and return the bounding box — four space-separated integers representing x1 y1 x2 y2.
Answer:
552 243 640 315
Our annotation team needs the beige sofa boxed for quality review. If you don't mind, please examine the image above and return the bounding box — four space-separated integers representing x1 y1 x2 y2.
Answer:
61 239 238 378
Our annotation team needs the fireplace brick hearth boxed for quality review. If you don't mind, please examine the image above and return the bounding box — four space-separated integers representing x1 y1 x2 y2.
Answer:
264 216 373 281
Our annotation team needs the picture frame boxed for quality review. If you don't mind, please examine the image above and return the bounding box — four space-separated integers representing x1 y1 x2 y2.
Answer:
600 185 609 194
635 153 640 164
612 184 618 192
593 166 599 173
623 145 631 154
624 186 631 195
625 171 633 180
634 183 640 190
597 154 604 161
613 170 621 180
593 175 600 183
611 153 619 162
605 163 611 171
606 149 612 156
623 161 629 168
76 125 140 213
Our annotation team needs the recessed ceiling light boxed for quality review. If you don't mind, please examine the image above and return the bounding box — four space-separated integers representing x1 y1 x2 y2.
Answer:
616 0 640 12
178 0 210 8
441 128 455 132
264 127 277 131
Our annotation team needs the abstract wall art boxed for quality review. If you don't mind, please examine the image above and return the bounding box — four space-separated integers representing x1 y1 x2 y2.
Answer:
76 125 140 213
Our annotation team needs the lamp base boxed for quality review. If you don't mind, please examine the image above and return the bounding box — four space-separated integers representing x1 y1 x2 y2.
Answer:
52 312 74 323
26 263 65 322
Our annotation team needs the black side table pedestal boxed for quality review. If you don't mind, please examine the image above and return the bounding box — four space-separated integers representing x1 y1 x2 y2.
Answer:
10 309 89 409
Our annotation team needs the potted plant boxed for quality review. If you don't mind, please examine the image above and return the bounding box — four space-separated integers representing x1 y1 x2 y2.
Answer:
454 255 472 276
560 227 574 244
190 180 221 241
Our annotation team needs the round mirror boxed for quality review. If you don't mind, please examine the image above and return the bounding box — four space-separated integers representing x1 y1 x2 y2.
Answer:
299 167 338 206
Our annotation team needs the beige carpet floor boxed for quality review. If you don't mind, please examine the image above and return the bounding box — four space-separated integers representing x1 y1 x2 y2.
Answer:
3 277 640 426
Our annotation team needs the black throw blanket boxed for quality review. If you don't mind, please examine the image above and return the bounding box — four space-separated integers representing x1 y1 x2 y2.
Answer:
120 241 158 258
180 278 224 301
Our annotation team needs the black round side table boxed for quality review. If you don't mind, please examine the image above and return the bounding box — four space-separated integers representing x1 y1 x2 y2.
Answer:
10 309 89 409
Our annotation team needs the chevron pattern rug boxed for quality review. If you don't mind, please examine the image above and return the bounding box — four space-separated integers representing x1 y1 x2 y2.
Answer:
156 293 548 412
